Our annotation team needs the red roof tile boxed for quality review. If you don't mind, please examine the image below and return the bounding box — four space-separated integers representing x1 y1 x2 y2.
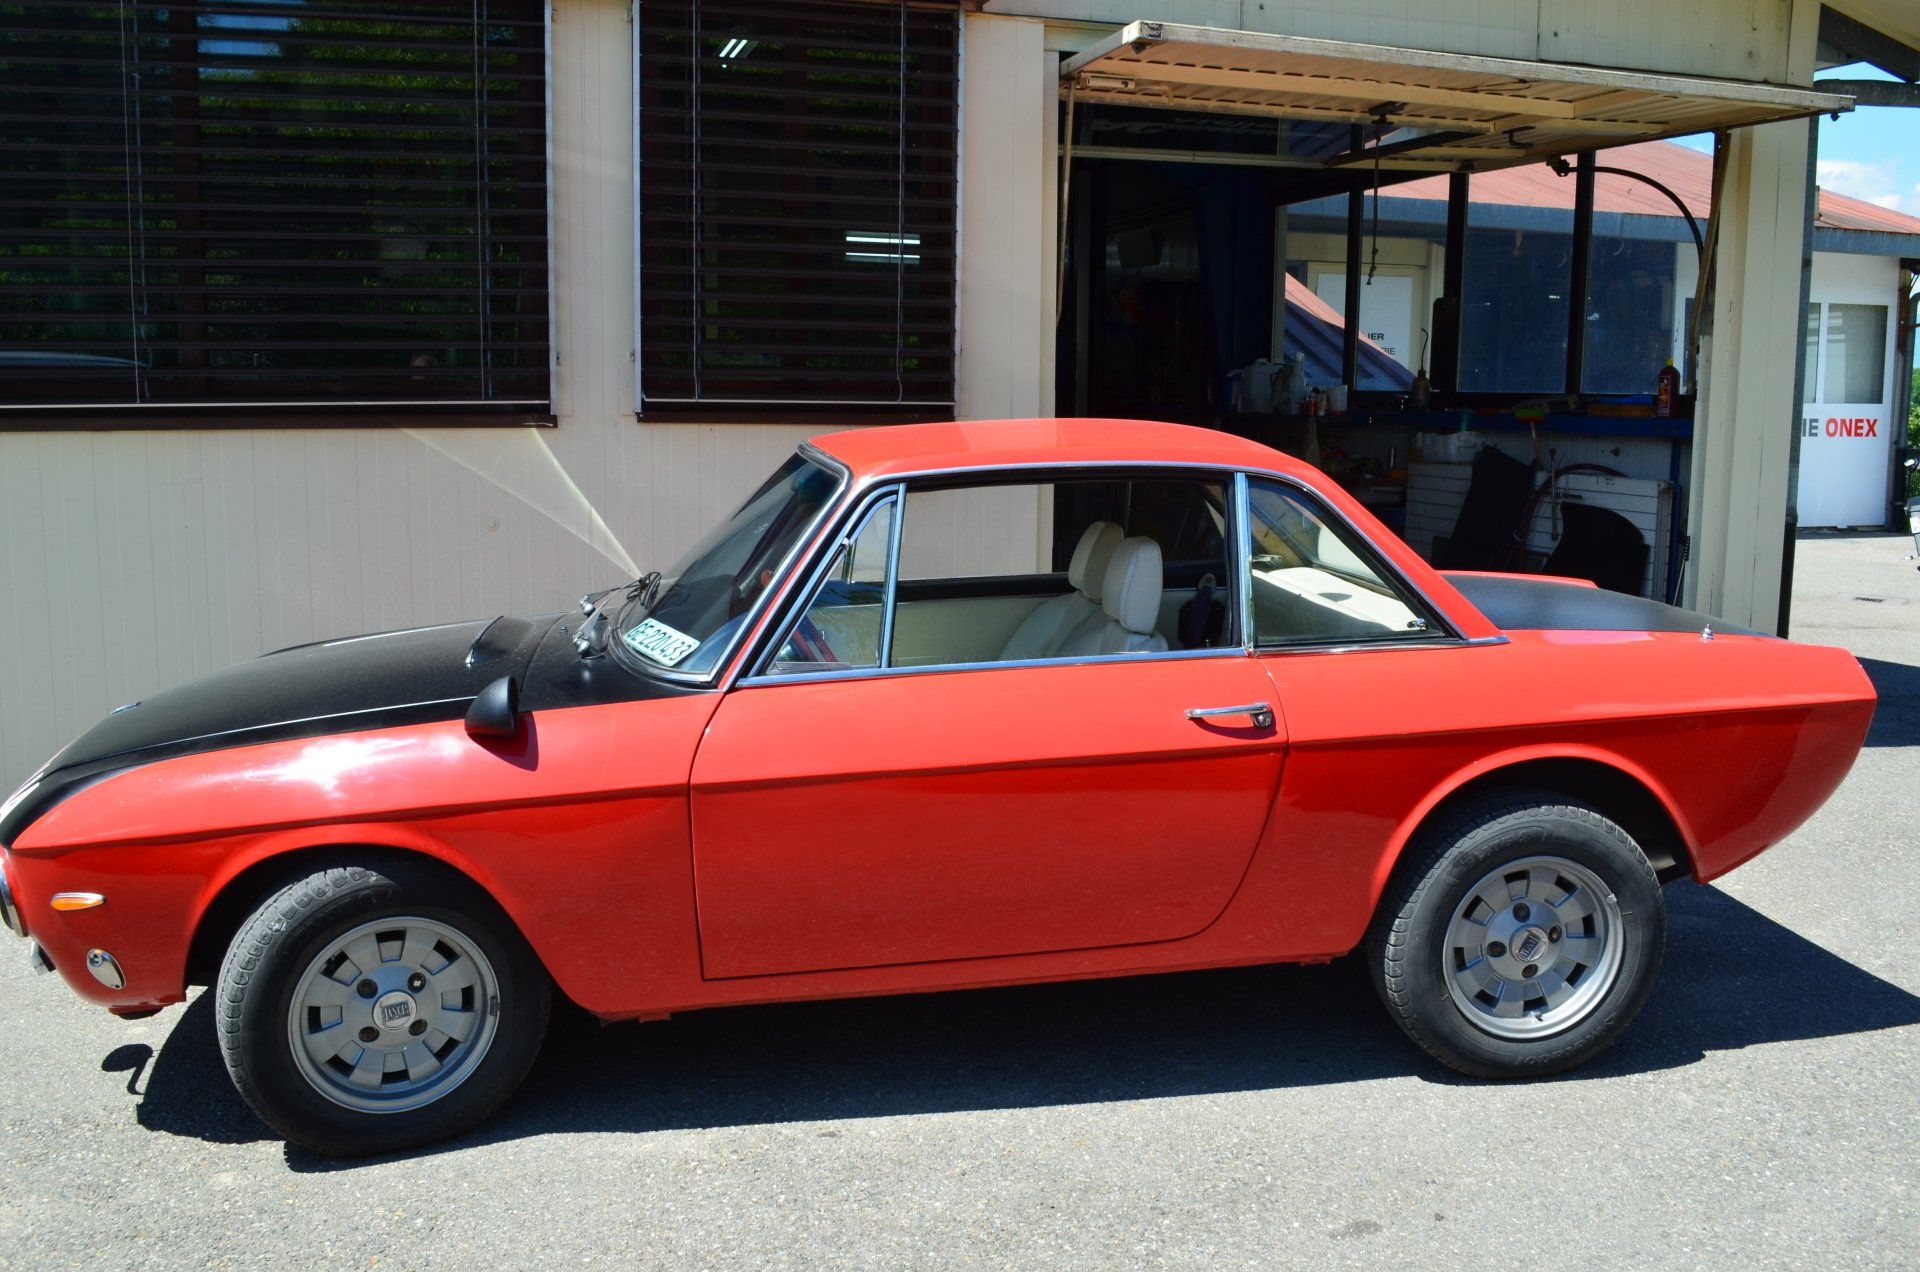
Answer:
1389 139 1920 237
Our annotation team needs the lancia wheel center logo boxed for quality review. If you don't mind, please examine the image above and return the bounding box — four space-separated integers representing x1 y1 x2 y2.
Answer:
373 991 417 1031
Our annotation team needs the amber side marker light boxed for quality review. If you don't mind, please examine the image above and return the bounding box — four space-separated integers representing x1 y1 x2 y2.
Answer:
50 892 105 912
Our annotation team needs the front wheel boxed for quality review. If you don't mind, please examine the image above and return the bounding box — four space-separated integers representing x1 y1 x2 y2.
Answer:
1369 790 1665 1078
214 859 551 1156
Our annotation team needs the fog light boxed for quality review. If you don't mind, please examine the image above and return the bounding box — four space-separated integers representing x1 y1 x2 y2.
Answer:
85 948 125 990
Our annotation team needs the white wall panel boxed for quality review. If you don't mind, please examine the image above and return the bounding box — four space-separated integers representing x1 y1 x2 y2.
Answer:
1539 0 1797 83
958 15 1058 422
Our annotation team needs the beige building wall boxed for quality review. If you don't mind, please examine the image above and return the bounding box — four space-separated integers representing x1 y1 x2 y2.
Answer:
0 0 1056 788
0 0 818 787
0 0 1827 786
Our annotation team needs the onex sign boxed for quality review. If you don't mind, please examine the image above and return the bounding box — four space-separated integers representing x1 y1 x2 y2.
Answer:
1807 416 1881 439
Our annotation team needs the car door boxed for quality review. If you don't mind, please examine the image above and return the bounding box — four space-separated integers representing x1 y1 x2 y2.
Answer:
687 476 1287 980
1234 474 1484 950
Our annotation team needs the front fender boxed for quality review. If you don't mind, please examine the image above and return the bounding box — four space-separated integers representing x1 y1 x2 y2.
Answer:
9 696 719 1016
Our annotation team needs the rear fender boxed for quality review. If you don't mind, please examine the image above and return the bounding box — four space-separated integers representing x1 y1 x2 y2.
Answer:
1366 742 1697 915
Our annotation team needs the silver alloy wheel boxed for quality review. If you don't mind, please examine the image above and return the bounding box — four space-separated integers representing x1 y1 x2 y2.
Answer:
287 916 501 1114
1442 855 1625 1041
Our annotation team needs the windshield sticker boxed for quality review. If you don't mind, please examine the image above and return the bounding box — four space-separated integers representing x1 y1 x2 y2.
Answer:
622 617 702 667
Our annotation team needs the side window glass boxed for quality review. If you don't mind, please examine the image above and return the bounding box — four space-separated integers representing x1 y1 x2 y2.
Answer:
766 498 896 675
1246 480 1431 646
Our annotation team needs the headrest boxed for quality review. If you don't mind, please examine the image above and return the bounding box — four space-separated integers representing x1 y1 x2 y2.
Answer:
1101 537 1163 635
1067 520 1124 602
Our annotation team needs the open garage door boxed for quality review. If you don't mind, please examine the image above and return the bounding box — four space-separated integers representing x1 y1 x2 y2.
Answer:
1060 21 1853 171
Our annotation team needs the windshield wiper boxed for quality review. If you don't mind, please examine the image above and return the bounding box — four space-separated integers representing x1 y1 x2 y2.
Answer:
574 571 661 658
578 570 657 617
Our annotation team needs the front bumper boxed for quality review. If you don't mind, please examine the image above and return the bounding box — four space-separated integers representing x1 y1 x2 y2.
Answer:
5 842 194 1014
0 852 54 976
0 851 23 938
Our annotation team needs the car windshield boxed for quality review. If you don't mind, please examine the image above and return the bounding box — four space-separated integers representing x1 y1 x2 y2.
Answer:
613 453 842 677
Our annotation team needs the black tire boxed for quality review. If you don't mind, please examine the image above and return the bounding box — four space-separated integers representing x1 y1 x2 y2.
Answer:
214 858 552 1156
1368 789 1665 1078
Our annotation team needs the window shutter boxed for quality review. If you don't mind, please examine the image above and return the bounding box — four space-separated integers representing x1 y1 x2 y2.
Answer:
636 0 959 409
0 0 551 414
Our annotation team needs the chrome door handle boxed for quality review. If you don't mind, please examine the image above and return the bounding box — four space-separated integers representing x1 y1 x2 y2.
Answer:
1186 702 1274 728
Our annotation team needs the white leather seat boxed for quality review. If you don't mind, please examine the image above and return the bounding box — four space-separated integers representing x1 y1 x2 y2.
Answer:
1058 537 1168 656
999 520 1123 660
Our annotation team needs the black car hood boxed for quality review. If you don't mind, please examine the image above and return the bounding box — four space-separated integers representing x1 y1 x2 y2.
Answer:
4 611 709 847
49 617 554 775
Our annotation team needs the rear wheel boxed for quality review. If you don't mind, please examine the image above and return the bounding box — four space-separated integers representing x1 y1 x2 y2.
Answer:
1369 790 1665 1077
215 859 551 1156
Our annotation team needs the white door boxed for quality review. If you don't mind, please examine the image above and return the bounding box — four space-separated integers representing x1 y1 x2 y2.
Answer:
1797 258 1898 529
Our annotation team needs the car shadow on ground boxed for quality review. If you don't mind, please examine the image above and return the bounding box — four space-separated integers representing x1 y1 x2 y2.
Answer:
110 884 1920 1171
1858 657 1920 748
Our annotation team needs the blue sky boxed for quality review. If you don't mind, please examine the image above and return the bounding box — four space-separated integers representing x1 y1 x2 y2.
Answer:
1669 64 1918 216
1812 63 1919 216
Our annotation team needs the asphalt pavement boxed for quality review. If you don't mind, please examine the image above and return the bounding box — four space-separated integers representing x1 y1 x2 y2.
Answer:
2 531 1916 1268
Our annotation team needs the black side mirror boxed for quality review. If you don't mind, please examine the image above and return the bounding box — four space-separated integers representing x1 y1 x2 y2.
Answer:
465 675 520 739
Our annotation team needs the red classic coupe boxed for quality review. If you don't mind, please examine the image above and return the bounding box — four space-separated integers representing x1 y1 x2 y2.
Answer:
0 419 1874 1154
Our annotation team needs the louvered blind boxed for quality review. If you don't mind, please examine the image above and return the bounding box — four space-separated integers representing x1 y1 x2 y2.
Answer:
0 0 550 414
636 0 958 409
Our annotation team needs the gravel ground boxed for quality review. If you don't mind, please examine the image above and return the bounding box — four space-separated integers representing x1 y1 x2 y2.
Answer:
2 532 1916 1269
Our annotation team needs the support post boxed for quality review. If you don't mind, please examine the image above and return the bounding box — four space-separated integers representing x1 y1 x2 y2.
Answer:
1433 171 1468 393
1565 152 1595 395
1683 122 1813 632
1343 166 1362 392
1779 114 1820 636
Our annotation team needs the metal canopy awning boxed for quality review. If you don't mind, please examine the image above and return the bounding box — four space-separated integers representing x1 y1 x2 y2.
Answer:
1060 21 1855 170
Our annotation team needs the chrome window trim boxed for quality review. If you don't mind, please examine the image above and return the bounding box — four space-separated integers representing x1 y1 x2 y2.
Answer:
800 456 1466 642
850 458 1251 483
628 447 854 688
1255 634 1508 657
737 464 1252 688
1240 471 1463 649
738 643 1249 690
746 482 907 682
1231 471 1255 650
719 452 1492 691
878 485 906 668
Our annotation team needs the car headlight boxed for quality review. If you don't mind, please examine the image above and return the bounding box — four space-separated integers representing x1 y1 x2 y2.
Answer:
0 752 57 848
0 776 43 841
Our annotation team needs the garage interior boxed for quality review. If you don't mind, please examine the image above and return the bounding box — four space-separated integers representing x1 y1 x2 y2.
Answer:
1049 22 1871 617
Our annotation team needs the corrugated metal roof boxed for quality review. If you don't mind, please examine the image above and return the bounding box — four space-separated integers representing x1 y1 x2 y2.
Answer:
1062 22 1853 173
1282 276 1414 390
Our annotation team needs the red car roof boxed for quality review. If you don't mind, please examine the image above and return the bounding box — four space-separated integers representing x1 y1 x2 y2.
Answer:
807 417 1312 482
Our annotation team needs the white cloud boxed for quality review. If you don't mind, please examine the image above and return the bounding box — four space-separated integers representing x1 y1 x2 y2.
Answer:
1816 158 1919 213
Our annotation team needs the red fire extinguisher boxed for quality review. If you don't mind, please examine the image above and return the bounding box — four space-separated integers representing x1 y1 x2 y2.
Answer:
1655 358 1680 418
